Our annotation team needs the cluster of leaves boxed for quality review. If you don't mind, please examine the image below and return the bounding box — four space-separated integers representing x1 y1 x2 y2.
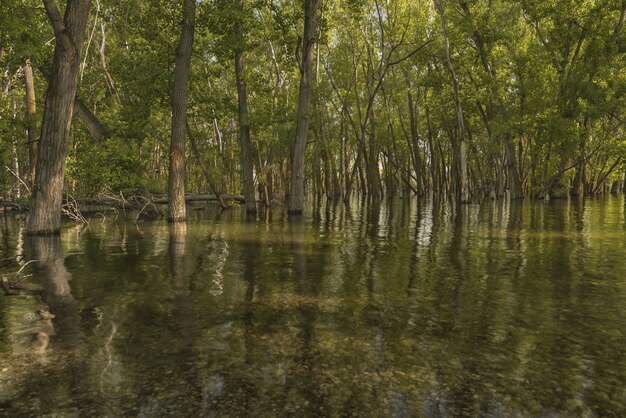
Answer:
0 0 624 201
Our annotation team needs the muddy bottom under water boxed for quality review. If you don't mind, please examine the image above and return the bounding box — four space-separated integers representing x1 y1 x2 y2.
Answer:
0 197 625 417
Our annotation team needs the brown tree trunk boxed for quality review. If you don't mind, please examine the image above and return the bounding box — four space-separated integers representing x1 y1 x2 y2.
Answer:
435 0 469 203
24 59 38 187
408 91 423 196
168 0 196 222
73 97 107 141
460 1 522 199
38 65 107 141
27 0 92 235
235 0 256 213
366 108 382 199
288 0 320 214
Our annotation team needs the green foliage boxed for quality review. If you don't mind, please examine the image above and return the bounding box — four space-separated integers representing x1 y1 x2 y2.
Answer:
68 138 145 197
0 0 623 201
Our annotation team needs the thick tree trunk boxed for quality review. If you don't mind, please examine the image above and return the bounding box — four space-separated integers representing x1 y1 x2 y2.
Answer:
24 60 38 187
168 0 195 222
435 0 469 203
27 0 92 235
288 0 319 214
38 65 107 141
235 0 256 213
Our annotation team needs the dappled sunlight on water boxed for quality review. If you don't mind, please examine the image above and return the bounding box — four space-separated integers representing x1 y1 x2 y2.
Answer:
1 197 625 416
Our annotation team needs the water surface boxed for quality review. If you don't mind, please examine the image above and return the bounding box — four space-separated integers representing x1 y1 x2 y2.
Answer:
1 197 625 416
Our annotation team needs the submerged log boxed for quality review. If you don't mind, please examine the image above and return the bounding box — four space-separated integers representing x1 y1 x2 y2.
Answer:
154 194 245 204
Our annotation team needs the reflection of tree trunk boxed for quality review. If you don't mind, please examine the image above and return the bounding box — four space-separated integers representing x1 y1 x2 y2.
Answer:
28 235 82 348
169 223 187 290
288 218 326 414
242 219 257 378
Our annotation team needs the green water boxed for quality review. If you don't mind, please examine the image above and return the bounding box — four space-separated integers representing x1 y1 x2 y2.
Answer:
0 197 625 417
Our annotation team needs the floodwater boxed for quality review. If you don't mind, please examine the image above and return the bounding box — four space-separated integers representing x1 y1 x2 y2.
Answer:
0 197 625 417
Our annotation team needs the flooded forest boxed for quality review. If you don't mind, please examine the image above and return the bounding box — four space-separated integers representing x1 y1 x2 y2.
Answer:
0 0 625 416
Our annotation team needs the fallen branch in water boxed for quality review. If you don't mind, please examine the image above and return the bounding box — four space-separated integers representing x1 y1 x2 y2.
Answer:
2 259 40 295
0 201 29 212
62 193 89 225
153 194 245 204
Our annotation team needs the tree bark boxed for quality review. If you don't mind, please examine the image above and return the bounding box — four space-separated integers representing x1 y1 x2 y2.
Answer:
435 0 469 203
235 0 256 213
407 91 423 196
288 0 320 214
73 96 107 141
24 60 38 187
460 1 522 199
38 65 108 141
168 0 196 222
27 0 93 235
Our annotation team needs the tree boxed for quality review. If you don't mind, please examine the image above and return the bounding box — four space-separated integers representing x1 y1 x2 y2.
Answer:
289 0 320 214
234 0 257 213
27 0 92 235
435 0 469 203
168 0 196 222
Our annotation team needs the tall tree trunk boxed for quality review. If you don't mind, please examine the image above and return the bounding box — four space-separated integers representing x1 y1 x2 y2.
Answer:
235 0 256 213
38 65 107 141
366 107 382 199
24 59 38 187
407 91 423 196
288 0 320 214
460 1 522 199
168 0 196 222
435 0 469 203
27 0 92 235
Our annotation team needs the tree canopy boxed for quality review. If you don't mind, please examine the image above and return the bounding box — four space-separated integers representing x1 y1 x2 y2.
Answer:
1 0 624 205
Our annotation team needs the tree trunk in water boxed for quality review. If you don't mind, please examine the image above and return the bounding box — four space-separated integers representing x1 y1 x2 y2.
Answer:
366 108 382 199
288 0 319 214
27 0 92 235
504 135 522 198
435 0 469 203
168 0 195 222
235 0 256 213
24 60 38 187
408 91 423 196
460 1 522 199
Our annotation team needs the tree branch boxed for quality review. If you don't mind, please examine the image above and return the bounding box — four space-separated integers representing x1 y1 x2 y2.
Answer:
42 0 73 50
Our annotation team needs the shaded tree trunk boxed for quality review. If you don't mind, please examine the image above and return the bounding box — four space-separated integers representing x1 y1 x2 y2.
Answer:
38 65 107 141
289 0 320 214
168 0 196 222
24 59 38 187
435 0 469 203
235 0 256 213
408 91 423 196
27 0 92 235
460 0 522 199
73 97 107 141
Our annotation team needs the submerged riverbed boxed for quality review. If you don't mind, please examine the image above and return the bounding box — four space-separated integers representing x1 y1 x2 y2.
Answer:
0 197 625 416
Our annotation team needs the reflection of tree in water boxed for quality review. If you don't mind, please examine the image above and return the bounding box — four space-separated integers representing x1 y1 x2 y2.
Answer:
1 199 625 416
282 216 328 415
0 235 98 415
